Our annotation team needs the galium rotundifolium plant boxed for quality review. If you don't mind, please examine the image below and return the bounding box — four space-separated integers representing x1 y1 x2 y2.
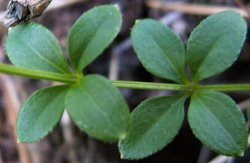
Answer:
7 5 130 142
2 4 249 160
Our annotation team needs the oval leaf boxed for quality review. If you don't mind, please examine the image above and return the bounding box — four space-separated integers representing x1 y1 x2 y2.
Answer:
119 95 187 159
131 19 187 83
6 22 71 74
17 86 69 143
66 75 130 141
188 91 248 156
67 5 122 72
187 11 247 82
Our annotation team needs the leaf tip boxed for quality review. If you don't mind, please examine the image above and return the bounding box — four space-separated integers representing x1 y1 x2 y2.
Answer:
120 153 125 159
119 150 132 160
135 20 141 24
238 151 245 157
119 132 127 140
8 27 13 32
17 138 24 143
113 4 120 10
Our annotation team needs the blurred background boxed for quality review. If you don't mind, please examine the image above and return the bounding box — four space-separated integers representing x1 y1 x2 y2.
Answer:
1 0 250 162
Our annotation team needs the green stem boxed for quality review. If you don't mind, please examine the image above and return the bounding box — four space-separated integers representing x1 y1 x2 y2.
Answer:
113 80 250 92
196 84 250 92
1 63 250 92
0 64 78 84
112 80 191 91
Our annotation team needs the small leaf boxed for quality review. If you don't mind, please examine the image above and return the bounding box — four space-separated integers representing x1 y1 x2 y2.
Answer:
66 75 130 141
119 95 187 159
188 91 248 156
67 5 122 72
17 86 69 143
187 11 247 82
6 22 71 74
131 19 187 83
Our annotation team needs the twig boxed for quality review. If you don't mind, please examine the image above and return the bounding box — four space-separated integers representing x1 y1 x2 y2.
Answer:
238 98 250 110
146 0 248 17
0 12 4 29
0 0 86 16
109 39 131 80
197 146 211 163
0 0 86 27
0 75 31 163
60 112 79 163
47 0 85 11
234 0 250 17
209 155 233 163
0 151 3 163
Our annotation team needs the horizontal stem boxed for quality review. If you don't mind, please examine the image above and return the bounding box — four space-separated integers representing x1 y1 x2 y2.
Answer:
112 80 191 91
113 80 250 92
196 84 250 92
0 64 78 84
0 64 250 92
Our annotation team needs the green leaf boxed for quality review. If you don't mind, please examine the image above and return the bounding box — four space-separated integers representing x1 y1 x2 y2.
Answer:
187 11 247 82
66 75 130 141
119 95 187 159
131 19 187 83
67 5 122 72
188 91 248 156
17 86 69 143
6 22 71 74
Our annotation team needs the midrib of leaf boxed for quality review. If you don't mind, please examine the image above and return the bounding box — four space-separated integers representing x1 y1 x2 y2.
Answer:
195 96 238 148
94 80 128 123
42 34 69 69
21 91 65 131
192 34 228 80
131 98 184 145
75 14 110 69
144 31 183 82
78 86 121 136
16 37 68 74
205 95 240 125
